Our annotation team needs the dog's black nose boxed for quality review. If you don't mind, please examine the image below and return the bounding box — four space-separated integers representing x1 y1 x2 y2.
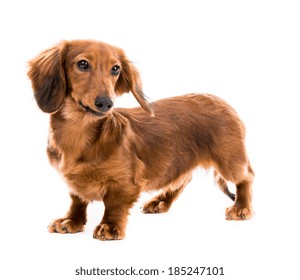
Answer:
94 96 113 112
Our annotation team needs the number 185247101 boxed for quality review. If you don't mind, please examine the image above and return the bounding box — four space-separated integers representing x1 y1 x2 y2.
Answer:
167 266 224 276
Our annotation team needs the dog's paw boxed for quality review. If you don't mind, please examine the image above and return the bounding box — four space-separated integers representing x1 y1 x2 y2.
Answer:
48 218 85 234
142 199 170 214
225 205 254 220
93 223 124 241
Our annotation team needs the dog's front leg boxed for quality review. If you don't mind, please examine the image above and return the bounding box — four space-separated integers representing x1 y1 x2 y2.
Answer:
93 186 138 241
48 193 88 234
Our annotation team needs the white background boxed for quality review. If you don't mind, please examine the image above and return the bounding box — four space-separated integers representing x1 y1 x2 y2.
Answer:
1 0 299 279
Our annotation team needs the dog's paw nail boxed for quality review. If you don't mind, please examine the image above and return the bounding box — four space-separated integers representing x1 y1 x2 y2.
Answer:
61 226 67 232
240 214 245 220
50 224 58 232
227 214 231 219
112 228 118 240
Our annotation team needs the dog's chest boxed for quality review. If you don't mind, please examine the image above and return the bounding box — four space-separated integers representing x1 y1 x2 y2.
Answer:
57 157 109 201
47 135 109 202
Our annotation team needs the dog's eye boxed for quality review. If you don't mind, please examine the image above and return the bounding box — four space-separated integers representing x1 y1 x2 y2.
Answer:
111 65 120 76
77 60 89 71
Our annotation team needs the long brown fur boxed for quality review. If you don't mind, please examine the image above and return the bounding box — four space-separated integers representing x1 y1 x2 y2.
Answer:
28 40 254 240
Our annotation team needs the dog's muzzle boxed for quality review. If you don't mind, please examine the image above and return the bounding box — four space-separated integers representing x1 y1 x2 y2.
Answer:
78 101 105 117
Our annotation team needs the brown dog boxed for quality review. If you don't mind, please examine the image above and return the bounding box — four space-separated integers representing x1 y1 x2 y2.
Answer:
28 40 254 240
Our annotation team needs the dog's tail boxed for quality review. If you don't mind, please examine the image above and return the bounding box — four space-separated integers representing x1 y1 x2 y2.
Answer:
214 170 235 201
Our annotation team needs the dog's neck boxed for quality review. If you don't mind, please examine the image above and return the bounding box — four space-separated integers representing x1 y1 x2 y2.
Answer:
49 98 129 163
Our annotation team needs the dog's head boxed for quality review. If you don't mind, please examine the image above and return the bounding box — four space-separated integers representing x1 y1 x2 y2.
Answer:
28 40 153 117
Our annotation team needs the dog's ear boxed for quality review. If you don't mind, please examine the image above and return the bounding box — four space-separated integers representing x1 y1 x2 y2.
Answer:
28 43 66 113
115 50 153 116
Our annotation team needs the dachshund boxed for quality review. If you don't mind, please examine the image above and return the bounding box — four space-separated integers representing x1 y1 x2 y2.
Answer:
28 40 254 240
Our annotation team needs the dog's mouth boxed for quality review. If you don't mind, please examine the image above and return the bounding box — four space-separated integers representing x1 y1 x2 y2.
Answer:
78 101 105 117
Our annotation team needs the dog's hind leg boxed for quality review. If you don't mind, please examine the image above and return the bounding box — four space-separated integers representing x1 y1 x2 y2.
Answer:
142 172 192 214
217 161 254 220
